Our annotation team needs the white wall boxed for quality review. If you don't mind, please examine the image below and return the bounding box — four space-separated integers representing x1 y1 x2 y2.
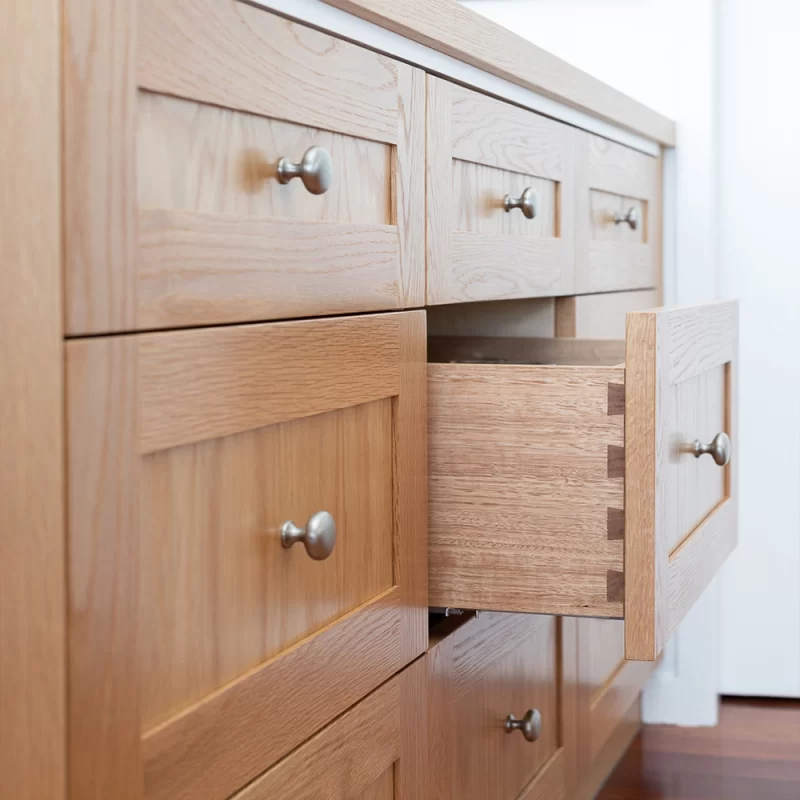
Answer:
463 0 723 723
717 0 800 698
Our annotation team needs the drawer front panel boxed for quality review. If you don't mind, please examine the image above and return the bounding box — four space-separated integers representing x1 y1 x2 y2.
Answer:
626 300 738 660
66 312 427 800
65 0 424 334
427 77 575 306
576 619 654 767
139 397 395 730
576 133 660 293
230 659 426 800
429 300 737 663
428 614 578 800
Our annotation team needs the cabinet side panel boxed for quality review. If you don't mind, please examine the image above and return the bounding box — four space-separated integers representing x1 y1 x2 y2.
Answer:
0 0 65 796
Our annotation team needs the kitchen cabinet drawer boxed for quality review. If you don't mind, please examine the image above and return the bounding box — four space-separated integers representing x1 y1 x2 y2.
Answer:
66 311 427 800
426 76 576 306
576 133 660 293
66 0 424 334
229 659 426 800
429 301 738 660
427 613 577 800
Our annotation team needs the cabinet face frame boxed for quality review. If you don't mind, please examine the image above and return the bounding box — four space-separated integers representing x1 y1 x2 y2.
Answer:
64 0 425 335
426 75 577 306
65 312 427 800
427 614 579 800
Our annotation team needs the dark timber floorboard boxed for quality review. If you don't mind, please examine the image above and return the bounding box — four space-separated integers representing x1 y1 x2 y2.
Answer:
596 698 800 799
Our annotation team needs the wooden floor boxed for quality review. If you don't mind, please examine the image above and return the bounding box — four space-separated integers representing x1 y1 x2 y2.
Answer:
596 698 800 799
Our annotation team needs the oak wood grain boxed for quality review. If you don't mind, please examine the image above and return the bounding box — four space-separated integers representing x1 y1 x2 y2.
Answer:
230 659 425 800
139 314 401 454
137 210 401 329
140 0 399 142
452 161 556 238
625 301 739 660
561 284 651 792
0 0 65 795
137 90 392 223
64 0 136 333
139 398 395 730
555 290 660 340
447 232 571 302
576 132 660 294
428 335 626 367
427 613 576 800
429 362 625 617
427 76 575 306
321 0 676 144
66 337 142 800
574 698 641 800
67 311 427 800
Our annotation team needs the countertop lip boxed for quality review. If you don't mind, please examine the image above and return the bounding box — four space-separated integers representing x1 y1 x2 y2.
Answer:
320 0 676 147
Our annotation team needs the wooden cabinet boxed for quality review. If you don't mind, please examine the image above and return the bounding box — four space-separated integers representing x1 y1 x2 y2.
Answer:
427 613 577 800
65 0 425 334
229 659 427 800
65 311 427 800
575 133 660 293
426 76 576 306
428 301 738 660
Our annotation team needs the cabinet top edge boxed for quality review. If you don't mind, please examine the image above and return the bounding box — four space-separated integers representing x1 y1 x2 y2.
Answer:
247 0 675 152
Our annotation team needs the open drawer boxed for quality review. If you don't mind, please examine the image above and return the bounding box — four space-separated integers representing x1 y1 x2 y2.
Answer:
428 301 738 660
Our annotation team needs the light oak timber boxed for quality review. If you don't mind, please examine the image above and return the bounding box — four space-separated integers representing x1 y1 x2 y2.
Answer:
0 0 65 796
230 659 426 800
138 211 401 329
555 290 660 340
429 359 625 618
560 287 656 792
68 0 425 334
625 301 738 660
321 0 676 144
428 335 626 367
66 311 427 800
427 77 576 306
426 613 578 800
575 132 660 294
429 301 737 663
573 698 642 800
64 0 137 333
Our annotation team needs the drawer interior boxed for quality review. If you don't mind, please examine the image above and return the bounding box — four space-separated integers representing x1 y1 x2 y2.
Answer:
428 334 626 620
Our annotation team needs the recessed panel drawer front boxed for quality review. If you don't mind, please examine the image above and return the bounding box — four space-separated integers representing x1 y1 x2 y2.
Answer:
427 77 576 305
428 301 738 661
576 132 660 293
66 0 425 335
229 659 426 800
427 613 577 800
66 311 427 800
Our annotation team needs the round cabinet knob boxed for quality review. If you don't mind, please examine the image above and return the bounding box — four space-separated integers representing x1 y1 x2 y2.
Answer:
504 709 542 743
276 145 333 195
614 206 639 230
503 187 538 219
281 511 337 560
691 432 732 466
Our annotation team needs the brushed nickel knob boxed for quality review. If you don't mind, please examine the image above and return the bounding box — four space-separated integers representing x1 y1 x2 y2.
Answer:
503 187 538 219
504 709 541 742
614 207 638 230
691 432 731 466
281 511 336 560
276 145 333 195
